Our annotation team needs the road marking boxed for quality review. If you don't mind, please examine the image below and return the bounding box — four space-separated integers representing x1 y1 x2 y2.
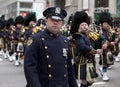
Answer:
93 81 106 85
0 58 3 61
78 81 106 87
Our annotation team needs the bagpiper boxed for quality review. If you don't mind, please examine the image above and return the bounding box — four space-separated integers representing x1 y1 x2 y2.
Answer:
6 18 15 62
98 12 119 81
0 20 7 56
70 11 102 87
24 12 37 39
3 18 14 59
12 16 25 66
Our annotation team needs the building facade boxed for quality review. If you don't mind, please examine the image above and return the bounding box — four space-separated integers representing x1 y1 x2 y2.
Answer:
48 0 118 21
0 0 119 21
0 0 46 20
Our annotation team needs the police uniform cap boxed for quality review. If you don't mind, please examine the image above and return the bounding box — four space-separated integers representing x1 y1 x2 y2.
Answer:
14 16 24 26
70 11 90 34
43 7 67 21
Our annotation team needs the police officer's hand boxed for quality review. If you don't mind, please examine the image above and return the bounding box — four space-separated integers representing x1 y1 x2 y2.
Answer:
96 49 103 54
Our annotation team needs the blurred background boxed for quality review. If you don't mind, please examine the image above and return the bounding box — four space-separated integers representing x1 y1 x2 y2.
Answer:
0 0 120 22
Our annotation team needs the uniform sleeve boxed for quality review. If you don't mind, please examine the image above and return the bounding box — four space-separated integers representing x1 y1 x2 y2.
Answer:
75 37 96 55
24 36 42 87
98 35 106 44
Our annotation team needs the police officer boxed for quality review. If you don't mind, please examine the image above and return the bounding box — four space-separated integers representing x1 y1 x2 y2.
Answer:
24 7 78 87
70 11 102 87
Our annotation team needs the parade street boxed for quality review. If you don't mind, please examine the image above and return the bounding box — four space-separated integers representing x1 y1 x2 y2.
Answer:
0 55 26 87
0 56 120 87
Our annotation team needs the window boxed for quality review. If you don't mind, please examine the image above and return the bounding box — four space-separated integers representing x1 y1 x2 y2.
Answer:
95 0 109 8
20 2 32 8
55 0 65 8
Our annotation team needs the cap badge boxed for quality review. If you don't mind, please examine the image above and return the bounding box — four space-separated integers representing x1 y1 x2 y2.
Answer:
55 7 61 14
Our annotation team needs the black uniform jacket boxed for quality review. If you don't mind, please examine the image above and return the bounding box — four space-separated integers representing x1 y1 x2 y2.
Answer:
24 29 78 87
73 33 96 57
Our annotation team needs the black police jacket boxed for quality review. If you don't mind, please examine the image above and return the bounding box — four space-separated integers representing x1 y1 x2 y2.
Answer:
24 29 78 87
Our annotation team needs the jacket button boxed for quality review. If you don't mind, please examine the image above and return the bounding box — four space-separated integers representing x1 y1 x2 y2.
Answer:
42 38 45 41
44 46 48 49
46 55 49 59
48 64 51 68
49 74 52 78
50 33 53 36
64 74 67 77
65 65 67 68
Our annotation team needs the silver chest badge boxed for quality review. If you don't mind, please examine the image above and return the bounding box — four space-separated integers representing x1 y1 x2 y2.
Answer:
63 48 68 59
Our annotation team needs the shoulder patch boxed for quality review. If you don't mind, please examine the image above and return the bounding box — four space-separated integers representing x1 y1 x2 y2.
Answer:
27 37 33 46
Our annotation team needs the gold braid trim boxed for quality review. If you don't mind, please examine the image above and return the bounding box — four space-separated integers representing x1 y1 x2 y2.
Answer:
88 49 96 55
77 56 87 80
78 64 80 80
71 46 75 59
87 32 99 41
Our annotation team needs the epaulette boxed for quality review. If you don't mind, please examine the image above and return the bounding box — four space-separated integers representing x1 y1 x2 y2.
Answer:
72 32 82 39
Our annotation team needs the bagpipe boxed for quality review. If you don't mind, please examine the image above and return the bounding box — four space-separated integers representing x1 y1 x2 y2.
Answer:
86 58 99 83
88 23 103 42
33 25 44 33
61 24 71 37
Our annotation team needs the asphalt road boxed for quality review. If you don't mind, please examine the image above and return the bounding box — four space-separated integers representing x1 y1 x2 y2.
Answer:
0 56 26 87
91 58 120 87
0 56 120 87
